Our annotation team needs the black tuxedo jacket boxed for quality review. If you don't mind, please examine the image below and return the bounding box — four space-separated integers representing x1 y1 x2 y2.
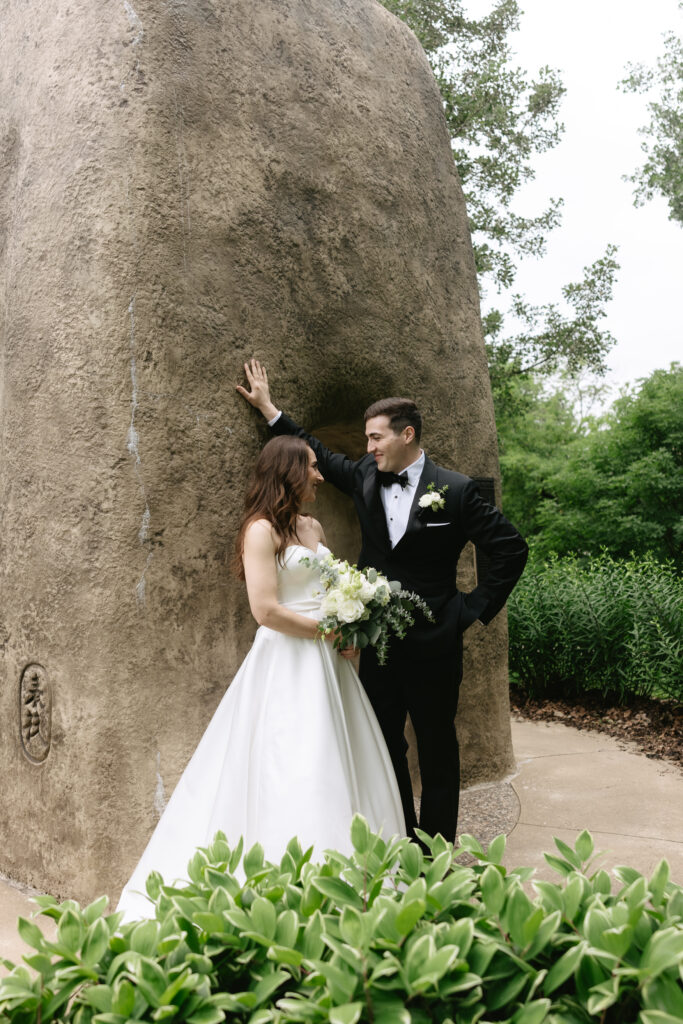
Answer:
272 414 528 659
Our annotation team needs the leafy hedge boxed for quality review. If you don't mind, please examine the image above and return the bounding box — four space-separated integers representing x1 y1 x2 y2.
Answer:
507 553 682 704
2 820 683 1024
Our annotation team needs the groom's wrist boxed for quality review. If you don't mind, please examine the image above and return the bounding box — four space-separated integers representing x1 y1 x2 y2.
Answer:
266 408 282 427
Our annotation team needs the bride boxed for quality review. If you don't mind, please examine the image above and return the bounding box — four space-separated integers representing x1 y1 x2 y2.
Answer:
116 435 406 921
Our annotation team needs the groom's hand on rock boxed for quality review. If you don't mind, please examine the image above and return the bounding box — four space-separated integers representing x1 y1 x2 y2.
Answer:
236 358 279 421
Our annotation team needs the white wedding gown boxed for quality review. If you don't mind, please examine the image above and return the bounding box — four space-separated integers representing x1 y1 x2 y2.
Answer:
116 544 405 921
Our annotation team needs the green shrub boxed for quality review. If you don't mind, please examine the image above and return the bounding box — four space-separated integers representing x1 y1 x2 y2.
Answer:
2 819 683 1023
508 552 682 704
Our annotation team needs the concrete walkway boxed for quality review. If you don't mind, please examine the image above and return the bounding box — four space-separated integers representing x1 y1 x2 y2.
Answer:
2 718 682 969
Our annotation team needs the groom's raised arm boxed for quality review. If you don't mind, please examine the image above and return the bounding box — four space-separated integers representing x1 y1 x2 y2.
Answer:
236 359 359 496
270 413 358 497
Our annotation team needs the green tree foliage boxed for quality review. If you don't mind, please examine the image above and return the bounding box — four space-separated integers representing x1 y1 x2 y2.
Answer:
620 10 683 225
381 0 565 288
495 374 584 538
486 246 619 406
381 0 620 398
525 365 683 562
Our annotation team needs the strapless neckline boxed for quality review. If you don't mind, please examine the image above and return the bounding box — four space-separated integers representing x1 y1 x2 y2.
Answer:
284 542 326 556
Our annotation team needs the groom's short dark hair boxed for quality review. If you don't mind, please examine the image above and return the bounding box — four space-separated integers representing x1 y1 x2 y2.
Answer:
364 397 422 444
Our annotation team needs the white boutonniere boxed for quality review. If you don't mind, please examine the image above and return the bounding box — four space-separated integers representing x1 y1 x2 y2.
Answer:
418 482 448 513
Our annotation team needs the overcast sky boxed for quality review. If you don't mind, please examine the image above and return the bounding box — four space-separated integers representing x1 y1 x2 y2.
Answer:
466 0 682 400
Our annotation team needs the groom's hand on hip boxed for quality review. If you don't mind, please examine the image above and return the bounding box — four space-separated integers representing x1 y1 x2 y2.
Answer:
236 358 279 421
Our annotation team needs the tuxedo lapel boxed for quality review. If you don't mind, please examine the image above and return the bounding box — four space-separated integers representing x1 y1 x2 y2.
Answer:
394 456 439 548
362 462 391 550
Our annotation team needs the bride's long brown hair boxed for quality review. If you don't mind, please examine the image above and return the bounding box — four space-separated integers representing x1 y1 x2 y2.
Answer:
233 435 313 579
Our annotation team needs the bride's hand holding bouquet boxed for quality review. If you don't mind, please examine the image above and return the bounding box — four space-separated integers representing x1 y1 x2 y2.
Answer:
301 553 433 665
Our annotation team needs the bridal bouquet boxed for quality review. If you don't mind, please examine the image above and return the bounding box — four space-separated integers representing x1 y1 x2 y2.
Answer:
300 553 433 665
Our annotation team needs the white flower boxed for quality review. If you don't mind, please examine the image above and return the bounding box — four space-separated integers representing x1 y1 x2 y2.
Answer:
419 484 448 512
321 591 339 616
336 596 365 624
358 576 378 602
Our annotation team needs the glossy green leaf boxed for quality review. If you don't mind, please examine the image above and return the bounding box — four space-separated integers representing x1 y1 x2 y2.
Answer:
329 1002 363 1024
511 998 551 1024
16 916 45 952
82 917 110 966
243 842 265 877
350 815 371 855
641 927 683 978
543 941 587 994
395 899 426 936
57 907 85 953
311 876 363 911
573 830 594 864
487 834 507 864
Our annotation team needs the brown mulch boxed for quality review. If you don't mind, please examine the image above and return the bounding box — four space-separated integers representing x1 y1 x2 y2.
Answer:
509 685 683 770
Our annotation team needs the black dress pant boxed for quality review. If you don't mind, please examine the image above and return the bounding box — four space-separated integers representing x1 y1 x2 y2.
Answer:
359 639 463 843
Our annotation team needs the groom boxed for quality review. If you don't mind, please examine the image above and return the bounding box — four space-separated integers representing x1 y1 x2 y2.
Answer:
237 359 528 843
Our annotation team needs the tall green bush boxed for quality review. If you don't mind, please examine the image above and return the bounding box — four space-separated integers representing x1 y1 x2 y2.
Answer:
2 821 683 1024
508 553 682 703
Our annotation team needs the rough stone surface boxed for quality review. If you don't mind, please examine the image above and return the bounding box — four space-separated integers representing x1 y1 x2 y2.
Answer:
0 0 513 901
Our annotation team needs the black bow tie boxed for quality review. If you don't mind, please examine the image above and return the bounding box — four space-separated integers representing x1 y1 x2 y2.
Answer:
379 471 409 489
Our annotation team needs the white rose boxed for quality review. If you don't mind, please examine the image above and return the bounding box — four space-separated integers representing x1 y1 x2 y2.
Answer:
418 493 434 508
358 577 377 602
336 596 365 624
321 591 339 616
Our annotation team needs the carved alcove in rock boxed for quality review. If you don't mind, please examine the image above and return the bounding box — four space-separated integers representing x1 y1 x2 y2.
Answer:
0 0 513 900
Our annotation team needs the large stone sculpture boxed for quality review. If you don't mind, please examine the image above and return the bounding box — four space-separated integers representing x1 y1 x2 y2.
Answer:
0 0 513 900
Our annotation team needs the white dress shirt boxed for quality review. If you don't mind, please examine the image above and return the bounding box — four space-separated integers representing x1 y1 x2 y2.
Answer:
380 451 425 549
